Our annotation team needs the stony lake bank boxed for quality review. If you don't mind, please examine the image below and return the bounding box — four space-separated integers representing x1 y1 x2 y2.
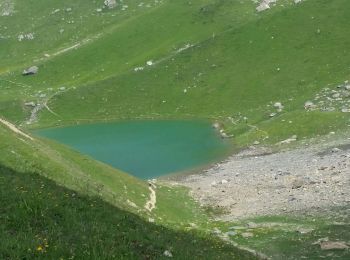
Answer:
167 134 350 221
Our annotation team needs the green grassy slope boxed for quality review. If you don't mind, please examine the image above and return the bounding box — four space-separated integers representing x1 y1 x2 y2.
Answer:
1 0 348 146
45 0 349 143
0 122 216 228
0 164 254 259
0 0 162 70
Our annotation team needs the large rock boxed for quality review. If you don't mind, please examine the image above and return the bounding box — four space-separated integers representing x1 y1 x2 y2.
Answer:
104 0 117 9
22 66 38 76
320 241 349 250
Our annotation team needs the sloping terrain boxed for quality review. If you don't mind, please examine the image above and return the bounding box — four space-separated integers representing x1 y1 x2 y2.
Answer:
0 164 255 259
1 0 349 146
1 0 350 258
0 117 258 258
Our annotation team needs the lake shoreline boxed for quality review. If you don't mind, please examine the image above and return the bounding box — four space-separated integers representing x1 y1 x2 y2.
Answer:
170 136 350 220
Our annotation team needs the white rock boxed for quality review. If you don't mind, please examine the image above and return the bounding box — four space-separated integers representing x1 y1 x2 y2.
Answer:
274 102 284 109
22 66 38 75
104 0 117 9
221 179 228 184
280 135 297 144
304 101 316 110
24 102 36 107
163 250 173 258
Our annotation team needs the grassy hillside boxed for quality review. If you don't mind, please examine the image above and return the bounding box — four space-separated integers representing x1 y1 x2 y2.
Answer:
0 0 348 146
0 164 254 259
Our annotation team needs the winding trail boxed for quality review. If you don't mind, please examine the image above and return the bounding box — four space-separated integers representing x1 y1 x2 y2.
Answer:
144 181 157 212
0 118 33 140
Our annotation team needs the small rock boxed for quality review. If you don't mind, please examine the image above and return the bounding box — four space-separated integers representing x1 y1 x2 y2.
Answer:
163 250 173 257
274 102 284 110
304 101 316 110
221 179 228 184
247 222 258 229
331 148 342 153
297 228 314 234
22 66 38 76
24 102 36 107
320 241 349 250
292 178 304 189
226 231 236 236
104 0 117 9
241 232 254 238
212 122 221 129
253 141 260 145
280 135 297 144
229 226 246 230
212 228 221 234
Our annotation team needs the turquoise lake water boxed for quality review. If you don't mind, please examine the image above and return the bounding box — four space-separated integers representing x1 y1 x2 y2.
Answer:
36 120 230 179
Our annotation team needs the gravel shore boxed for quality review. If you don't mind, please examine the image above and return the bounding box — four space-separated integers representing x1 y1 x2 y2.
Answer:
174 139 350 220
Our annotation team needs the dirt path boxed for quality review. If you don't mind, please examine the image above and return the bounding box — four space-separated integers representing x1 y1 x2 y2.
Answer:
144 181 157 212
0 118 33 140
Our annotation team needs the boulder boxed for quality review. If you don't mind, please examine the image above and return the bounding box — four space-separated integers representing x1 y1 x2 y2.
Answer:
104 0 117 9
163 250 173 257
273 102 284 110
320 241 349 250
22 66 38 76
304 101 316 110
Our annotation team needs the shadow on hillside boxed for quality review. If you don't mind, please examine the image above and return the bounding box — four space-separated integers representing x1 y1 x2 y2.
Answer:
0 164 255 259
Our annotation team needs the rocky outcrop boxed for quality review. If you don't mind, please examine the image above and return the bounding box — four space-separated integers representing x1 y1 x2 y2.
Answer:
22 66 38 76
